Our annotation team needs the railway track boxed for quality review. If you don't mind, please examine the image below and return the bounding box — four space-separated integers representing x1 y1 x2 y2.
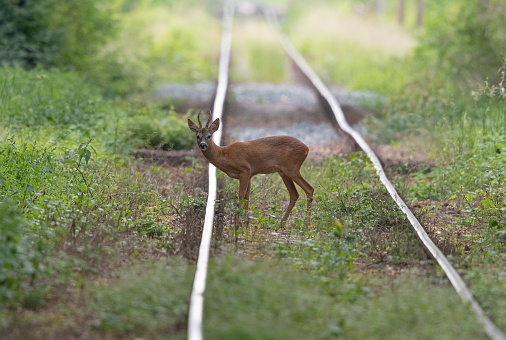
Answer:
188 2 505 340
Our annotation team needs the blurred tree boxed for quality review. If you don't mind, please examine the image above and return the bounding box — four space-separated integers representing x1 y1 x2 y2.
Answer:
415 0 506 91
397 0 405 25
0 0 116 70
416 0 423 27
0 0 52 68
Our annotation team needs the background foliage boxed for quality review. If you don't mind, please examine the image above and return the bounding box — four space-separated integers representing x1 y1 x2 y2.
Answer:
0 0 116 70
415 0 506 92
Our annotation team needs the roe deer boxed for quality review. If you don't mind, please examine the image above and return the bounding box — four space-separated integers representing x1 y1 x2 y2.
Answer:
188 110 314 229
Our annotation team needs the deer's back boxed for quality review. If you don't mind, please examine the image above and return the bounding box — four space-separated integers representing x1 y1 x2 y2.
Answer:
224 136 309 175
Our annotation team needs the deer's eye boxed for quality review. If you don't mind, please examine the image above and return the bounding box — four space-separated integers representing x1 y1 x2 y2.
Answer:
207 136 211 139
197 136 201 140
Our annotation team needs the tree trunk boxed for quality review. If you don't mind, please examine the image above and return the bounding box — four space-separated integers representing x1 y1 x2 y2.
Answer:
416 0 424 27
398 0 405 25
376 0 386 14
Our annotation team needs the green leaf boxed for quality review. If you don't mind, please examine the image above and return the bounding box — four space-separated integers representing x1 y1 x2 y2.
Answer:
83 149 91 164
64 153 79 163
495 230 506 240
488 220 499 228
480 199 494 208
464 193 476 201
80 183 88 192
89 144 98 156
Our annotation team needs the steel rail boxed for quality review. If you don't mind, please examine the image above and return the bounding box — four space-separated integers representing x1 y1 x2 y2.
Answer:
187 2 235 340
264 6 505 340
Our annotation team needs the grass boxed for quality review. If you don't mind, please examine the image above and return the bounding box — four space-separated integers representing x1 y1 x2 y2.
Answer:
230 2 416 89
203 257 486 340
231 19 287 83
92 259 193 338
0 66 196 153
220 153 425 266
0 65 206 313
283 3 415 92
287 4 416 56
0 143 209 337
104 4 220 94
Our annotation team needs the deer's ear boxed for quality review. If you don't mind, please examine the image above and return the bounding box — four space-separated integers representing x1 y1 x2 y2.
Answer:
209 118 220 133
188 119 199 133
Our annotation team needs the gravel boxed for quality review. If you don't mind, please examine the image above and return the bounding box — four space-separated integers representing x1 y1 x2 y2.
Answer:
153 81 383 108
232 83 381 108
153 81 376 146
152 81 215 103
227 122 340 145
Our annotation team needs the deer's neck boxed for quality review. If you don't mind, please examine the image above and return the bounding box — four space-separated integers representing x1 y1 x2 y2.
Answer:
201 141 225 169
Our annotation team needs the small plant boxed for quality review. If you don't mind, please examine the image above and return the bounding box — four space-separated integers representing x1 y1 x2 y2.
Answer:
133 217 165 238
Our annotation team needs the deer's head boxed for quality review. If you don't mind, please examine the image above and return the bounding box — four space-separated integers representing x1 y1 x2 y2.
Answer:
188 110 220 151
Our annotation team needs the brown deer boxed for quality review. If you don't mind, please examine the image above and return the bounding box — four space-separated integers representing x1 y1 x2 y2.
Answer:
188 110 314 229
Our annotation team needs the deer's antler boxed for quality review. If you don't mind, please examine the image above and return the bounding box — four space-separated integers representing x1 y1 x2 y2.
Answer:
205 110 212 128
197 109 203 128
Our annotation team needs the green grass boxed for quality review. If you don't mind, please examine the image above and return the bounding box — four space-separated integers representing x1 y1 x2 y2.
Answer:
222 153 425 267
0 66 195 152
103 4 220 94
203 257 486 340
465 265 506 330
0 65 199 312
283 3 415 92
0 199 52 308
0 66 122 153
231 20 287 83
92 259 193 338
206 152 501 339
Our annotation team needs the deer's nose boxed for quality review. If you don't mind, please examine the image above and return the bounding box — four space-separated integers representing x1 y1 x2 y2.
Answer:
199 143 207 149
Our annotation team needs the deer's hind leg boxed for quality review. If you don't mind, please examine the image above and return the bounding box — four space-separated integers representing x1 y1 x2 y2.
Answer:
287 171 314 225
279 173 300 227
244 179 251 227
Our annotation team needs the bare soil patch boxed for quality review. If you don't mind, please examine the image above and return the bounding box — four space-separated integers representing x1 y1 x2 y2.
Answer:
133 148 202 167
308 139 435 168
410 200 474 256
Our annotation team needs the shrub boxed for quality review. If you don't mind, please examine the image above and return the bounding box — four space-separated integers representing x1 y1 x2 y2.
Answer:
126 109 194 150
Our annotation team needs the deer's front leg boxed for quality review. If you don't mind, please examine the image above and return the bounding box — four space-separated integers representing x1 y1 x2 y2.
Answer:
235 174 251 232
